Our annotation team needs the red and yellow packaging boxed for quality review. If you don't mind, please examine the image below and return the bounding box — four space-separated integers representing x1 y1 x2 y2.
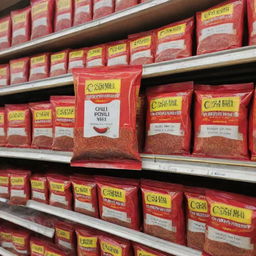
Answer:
185 188 209 251
6 104 31 148
30 102 53 149
196 0 245 55
44 242 69 256
55 220 76 253
99 235 131 256
70 174 99 217
250 90 256 160
0 170 9 199
29 53 50 81
55 0 73 32
10 57 30 85
9 169 31 205
71 66 142 170
193 83 253 160
155 17 194 62
0 107 6 146
141 179 185 244
0 64 10 87
51 96 75 151
30 174 49 204
12 229 30 256
74 0 93 26
68 49 86 72
144 82 193 155
97 176 140 230
47 174 72 210
30 237 46 256
86 45 106 68
31 0 54 39
11 7 31 46
107 40 129 66
115 0 138 11
76 226 99 256
129 31 155 65
93 0 114 20
204 190 256 256
0 16 11 49
248 0 256 45
50 50 69 77
1 225 13 250
133 243 170 256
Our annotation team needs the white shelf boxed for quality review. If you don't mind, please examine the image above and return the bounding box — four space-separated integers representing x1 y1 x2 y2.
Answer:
0 148 256 183
0 210 55 238
0 0 222 60
26 200 201 256
0 248 16 256
1 45 256 96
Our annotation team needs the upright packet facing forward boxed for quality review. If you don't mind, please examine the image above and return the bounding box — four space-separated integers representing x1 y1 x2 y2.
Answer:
0 16 11 49
55 0 73 32
204 190 256 256
30 174 49 204
10 57 30 85
68 49 86 72
86 45 106 67
1 225 13 249
0 108 6 146
141 179 185 244
29 53 50 81
72 66 142 170
12 229 30 255
96 176 140 230
30 102 53 149
93 0 114 20
50 50 69 77
107 40 129 66
248 0 256 45
31 0 54 39
144 82 193 155
30 237 46 256
193 83 253 160
250 90 256 160
74 0 93 26
0 170 9 199
11 7 31 46
0 64 10 87
196 0 245 55
155 17 194 62
6 104 31 148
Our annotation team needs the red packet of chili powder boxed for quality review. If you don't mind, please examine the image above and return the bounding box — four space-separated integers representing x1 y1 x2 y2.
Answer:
71 66 142 170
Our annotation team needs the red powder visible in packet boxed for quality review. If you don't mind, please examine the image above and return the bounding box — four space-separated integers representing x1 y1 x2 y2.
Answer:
10 57 30 85
93 0 114 20
30 102 53 149
11 7 31 46
74 0 93 26
0 16 11 49
6 104 31 148
196 0 245 55
71 66 142 170
55 0 73 32
97 176 140 230
30 174 49 204
115 0 138 11
29 53 50 81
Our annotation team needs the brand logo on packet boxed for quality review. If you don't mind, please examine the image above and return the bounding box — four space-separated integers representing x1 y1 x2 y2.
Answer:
0 67 7 76
0 21 8 32
150 96 182 112
34 110 52 121
32 2 48 16
108 44 126 56
0 176 8 185
31 243 44 255
31 180 44 190
50 182 65 192
102 186 126 203
1 232 11 241
56 228 71 240
13 12 26 24
202 3 233 21
0 113 4 125
70 50 84 58
12 236 25 246
56 107 75 119
211 202 253 224
45 250 62 256
11 61 24 69
8 111 25 121
202 97 240 112
11 177 24 186
74 184 92 196
57 0 71 10
85 80 121 95
131 36 152 49
78 235 97 248
31 56 46 65
145 191 171 208
51 53 65 62
137 249 156 256
101 241 122 256
188 198 208 213
158 24 186 39
87 47 103 58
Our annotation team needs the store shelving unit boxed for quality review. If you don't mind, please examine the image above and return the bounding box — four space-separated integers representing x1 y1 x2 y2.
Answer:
0 209 55 238
0 247 17 256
